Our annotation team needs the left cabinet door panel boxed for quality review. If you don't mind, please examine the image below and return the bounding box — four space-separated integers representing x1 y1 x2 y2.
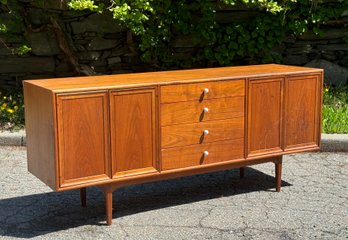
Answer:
57 92 110 188
110 88 158 177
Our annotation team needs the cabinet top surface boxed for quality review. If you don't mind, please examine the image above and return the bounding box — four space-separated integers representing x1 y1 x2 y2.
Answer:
24 64 322 93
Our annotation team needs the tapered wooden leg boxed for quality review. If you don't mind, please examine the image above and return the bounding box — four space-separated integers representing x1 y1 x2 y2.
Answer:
239 167 245 179
80 188 87 207
104 187 113 225
275 157 283 192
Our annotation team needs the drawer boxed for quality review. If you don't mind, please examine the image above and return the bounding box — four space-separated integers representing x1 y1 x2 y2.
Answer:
161 118 244 148
161 96 244 126
161 139 244 170
160 80 245 103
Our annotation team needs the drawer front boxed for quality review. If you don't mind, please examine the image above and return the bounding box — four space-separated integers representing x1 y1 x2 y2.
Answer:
161 96 245 126
161 118 244 148
160 80 245 103
162 139 244 170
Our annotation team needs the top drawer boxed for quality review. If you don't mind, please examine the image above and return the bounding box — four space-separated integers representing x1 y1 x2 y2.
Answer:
160 80 245 103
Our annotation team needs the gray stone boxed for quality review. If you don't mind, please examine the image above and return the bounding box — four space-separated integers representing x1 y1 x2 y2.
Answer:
77 51 101 61
322 52 337 61
0 57 55 73
285 45 312 54
283 55 309 65
321 134 348 152
0 47 14 56
86 37 121 51
305 59 348 86
31 0 69 10
28 8 50 25
0 130 26 146
27 32 60 56
340 56 348 67
299 28 348 40
110 46 129 57
56 61 73 72
107 57 122 65
317 44 348 51
90 60 107 68
70 13 123 35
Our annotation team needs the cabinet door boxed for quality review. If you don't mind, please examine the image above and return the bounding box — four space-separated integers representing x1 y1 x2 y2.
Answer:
284 75 322 150
110 88 158 177
248 78 283 157
57 92 110 187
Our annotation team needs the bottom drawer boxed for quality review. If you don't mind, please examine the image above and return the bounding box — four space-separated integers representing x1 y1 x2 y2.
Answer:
161 139 244 171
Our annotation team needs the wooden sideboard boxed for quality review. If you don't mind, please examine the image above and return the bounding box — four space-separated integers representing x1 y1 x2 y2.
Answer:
24 64 323 225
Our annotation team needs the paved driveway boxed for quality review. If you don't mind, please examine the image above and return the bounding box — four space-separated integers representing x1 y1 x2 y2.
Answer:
0 147 347 239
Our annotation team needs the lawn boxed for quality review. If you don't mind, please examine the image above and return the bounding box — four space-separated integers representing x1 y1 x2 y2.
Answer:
322 85 348 134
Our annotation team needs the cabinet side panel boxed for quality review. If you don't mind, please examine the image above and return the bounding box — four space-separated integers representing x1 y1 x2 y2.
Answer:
24 82 56 190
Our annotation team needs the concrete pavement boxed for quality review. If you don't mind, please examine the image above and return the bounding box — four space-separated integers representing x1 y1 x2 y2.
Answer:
0 146 347 239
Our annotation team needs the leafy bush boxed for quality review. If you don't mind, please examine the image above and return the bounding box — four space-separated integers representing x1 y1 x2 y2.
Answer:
0 90 25 130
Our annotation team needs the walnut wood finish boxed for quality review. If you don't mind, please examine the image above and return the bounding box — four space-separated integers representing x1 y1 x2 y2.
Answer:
80 188 86 207
23 64 323 225
275 156 283 192
161 139 244 170
161 118 244 148
160 80 245 103
26 64 321 93
57 92 110 187
110 88 158 177
24 82 57 189
161 96 245 126
248 78 283 157
284 75 321 150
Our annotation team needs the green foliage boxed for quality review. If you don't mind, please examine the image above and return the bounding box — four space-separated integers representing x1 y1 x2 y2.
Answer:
0 90 25 130
67 0 347 67
1 0 347 67
15 45 31 55
322 86 348 134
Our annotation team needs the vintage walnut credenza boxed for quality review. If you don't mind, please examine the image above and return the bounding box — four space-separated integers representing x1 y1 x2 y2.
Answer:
24 64 323 225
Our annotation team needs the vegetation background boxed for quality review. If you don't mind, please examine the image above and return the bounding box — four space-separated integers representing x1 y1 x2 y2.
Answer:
0 0 347 132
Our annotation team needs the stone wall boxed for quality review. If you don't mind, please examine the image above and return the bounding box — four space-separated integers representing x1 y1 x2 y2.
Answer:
0 1 347 90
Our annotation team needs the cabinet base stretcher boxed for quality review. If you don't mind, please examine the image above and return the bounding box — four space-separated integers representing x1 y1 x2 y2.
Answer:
79 156 283 225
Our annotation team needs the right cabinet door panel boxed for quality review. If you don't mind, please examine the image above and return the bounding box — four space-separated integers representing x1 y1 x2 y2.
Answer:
284 75 321 150
248 78 283 157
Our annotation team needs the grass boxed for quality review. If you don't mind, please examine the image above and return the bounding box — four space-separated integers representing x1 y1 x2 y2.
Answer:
322 85 348 134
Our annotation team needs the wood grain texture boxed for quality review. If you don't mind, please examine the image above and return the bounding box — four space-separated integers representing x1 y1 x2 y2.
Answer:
24 64 323 93
161 139 244 170
160 80 245 103
24 82 57 190
248 78 283 157
161 118 244 148
161 96 244 126
57 92 110 187
110 88 158 177
284 75 320 150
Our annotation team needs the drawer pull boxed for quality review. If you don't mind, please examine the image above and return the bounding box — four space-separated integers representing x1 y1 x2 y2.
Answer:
203 129 209 135
203 88 209 94
203 107 209 113
203 151 209 157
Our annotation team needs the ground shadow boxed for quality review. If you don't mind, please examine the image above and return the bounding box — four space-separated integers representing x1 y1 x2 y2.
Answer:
0 167 291 238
